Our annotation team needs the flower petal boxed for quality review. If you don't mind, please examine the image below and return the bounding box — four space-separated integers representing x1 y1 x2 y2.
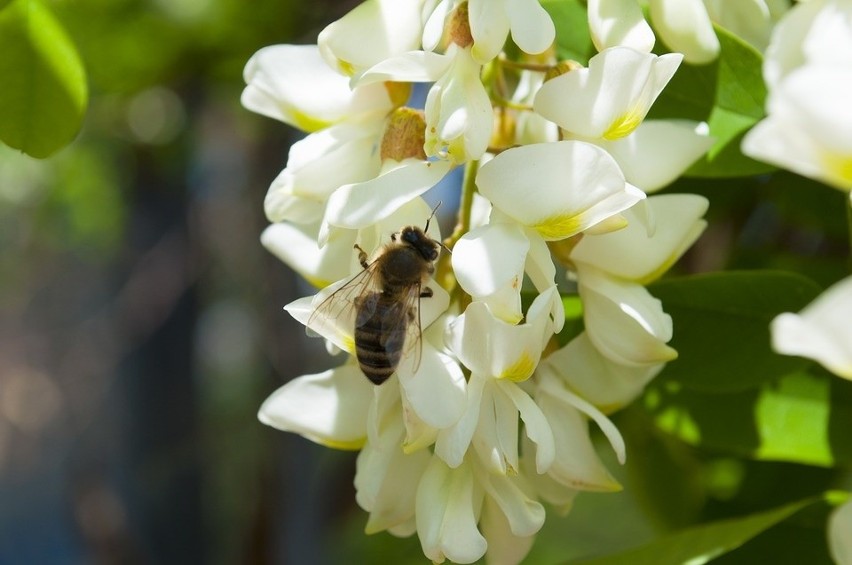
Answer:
416 457 488 564
599 120 714 192
578 266 678 366
648 0 720 64
480 496 537 565
318 0 425 77
571 194 709 284
324 159 454 230
398 344 467 429
587 0 655 53
477 141 645 240
545 332 663 412
771 275 852 380
498 379 556 473
479 470 545 537
258 365 372 449
829 499 852 565
468 0 511 63
505 0 556 56
357 50 452 85
261 221 356 288
241 44 392 131
534 47 682 140
452 223 529 300
435 373 487 468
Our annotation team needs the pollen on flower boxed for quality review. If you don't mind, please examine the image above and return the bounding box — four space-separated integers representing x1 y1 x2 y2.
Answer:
500 353 537 382
380 107 427 162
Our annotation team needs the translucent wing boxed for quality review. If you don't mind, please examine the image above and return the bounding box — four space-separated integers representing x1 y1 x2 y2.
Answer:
306 260 381 348
391 282 426 374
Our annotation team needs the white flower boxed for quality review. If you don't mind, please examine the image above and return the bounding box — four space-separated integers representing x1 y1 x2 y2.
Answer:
466 0 556 63
571 194 709 366
771 275 852 380
476 141 646 240
648 0 720 64
587 0 721 64
829 499 852 565
358 44 493 163
763 0 852 89
703 0 774 52
241 44 396 132
534 47 682 141
318 0 426 78
742 66 852 192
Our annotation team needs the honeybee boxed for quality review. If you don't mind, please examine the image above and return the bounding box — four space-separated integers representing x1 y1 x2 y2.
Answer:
311 207 444 384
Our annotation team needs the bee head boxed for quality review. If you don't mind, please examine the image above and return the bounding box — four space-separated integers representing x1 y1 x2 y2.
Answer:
400 226 439 262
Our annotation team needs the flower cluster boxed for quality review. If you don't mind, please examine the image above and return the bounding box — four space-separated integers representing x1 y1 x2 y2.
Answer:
243 1 713 562
749 3 852 559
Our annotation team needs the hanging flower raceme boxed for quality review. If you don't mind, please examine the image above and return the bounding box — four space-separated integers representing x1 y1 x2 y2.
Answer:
244 1 713 563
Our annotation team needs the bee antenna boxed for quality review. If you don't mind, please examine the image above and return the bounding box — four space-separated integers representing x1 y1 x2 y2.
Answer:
424 201 442 233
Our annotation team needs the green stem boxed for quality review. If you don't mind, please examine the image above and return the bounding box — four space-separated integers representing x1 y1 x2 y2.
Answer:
446 159 479 249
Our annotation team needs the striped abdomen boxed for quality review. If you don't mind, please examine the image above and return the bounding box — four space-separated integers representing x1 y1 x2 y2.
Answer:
354 292 411 384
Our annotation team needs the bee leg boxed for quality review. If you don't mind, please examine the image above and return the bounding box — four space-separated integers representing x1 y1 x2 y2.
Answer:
420 287 433 298
354 244 369 270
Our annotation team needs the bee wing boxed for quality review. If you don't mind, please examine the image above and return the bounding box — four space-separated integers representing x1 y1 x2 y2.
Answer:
306 263 381 349
397 283 426 374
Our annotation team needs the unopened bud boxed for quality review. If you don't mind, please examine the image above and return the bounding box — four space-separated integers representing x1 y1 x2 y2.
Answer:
380 107 427 162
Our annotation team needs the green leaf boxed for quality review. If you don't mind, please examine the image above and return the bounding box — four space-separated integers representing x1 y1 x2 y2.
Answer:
646 369 852 467
569 496 827 565
650 271 823 393
541 0 594 65
649 25 772 177
0 0 12 11
0 0 87 158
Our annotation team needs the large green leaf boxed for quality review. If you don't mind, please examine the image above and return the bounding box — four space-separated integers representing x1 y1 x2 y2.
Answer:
541 0 594 64
569 496 832 565
649 25 773 178
0 0 87 158
646 370 852 467
650 271 823 392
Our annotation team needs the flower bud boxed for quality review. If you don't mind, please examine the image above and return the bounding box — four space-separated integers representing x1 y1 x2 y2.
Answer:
380 107 427 162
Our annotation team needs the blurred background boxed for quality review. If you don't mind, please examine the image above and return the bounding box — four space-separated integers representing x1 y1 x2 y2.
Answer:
2 1 850 564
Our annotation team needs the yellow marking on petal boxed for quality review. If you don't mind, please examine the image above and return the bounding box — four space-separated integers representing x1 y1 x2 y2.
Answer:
317 436 366 451
602 108 643 140
302 273 333 290
820 151 852 190
531 213 583 240
500 353 536 382
337 59 356 77
340 335 356 354
289 108 333 133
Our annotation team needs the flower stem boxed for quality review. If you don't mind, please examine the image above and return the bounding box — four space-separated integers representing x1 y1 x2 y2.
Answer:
446 159 479 249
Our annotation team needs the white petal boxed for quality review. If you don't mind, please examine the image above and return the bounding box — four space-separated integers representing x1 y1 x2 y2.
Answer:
435 373 487 468
534 47 682 140
261 221 356 288
498 379 556 473
545 332 664 411
600 120 715 192
325 159 454 230
241 44 392 131
265 119 383 222
480 496 537 565
742 67 852 191
468 0 511 63
398 344 468 429
587 0 656 52
649 0 720 64
505 0 556 56
318 0 425 77
479 470 545 537
829 499 852 565
571 193 709 283
423 0 452 52
703 0 772 52
416 457 488 564
771 275 852 380
452 223 529 300
477 141 644 240
357 50 452 86
578 266 678 366
536 381 622 491
258 365 372 449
